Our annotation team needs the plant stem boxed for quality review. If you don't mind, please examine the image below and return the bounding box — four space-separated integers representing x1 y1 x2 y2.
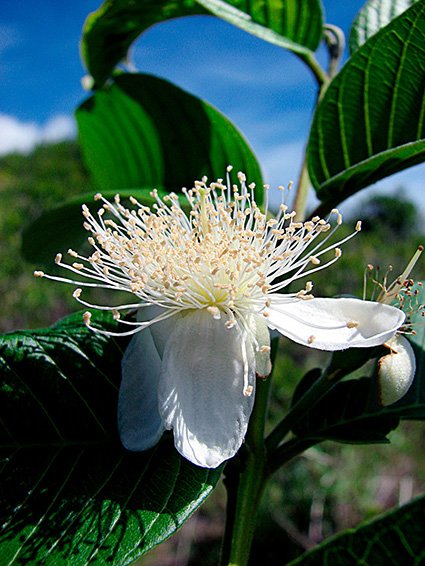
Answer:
291 152 311 222
296 52 328 88
265 368 334 453
226 379 270 565
220 341 277 566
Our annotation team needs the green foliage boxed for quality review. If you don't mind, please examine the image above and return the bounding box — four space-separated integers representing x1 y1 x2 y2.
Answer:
81 0 323 87
0 311 222 565
76 73 263 197
286 494 425 565
349 0 418 53
308 0 425 206
0 142 94 333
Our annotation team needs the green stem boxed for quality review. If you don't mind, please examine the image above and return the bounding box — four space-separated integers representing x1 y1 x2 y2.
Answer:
291 152 311 222
292 29 345 220
296 52 328 88
226 379 271 566
220 341 278 566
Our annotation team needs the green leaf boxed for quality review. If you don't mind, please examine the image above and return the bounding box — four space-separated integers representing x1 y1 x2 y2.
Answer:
21 189 166 267
76 73 263 199
293 377 400 443
307 0 425 207
293 327 425 444
81 0 323 88
194 0 324 54
349 0 418 53
286 494 425 565
0 312 222 564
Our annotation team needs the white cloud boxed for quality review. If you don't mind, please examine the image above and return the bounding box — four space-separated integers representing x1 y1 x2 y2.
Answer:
0 113 76 156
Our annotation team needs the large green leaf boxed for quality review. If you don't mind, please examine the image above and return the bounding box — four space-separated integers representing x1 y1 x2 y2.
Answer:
81 0 323 88
349 0 418 53
307 0 425 207
0 312 222 565
286 494 425 565
76 73 263 199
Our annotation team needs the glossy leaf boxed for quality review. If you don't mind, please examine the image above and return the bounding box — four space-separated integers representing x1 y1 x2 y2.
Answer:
349 0 417 53
76 73 263 199
307 0 425 207
0 312 222 564
287 494 425 565
81 0 323 88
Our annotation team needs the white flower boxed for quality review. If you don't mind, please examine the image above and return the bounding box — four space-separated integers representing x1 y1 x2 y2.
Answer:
35 169 405 467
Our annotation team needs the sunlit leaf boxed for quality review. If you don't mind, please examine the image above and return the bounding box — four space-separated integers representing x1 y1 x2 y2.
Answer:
76 73 263 199
286 494 425 565
81 0 323 87
0 312 222 564
307 0 425 207
349 0 418 53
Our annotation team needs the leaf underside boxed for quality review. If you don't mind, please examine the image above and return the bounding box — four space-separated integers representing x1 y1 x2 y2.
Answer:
349 0 418 53
81 0 323 88
308 0 425 206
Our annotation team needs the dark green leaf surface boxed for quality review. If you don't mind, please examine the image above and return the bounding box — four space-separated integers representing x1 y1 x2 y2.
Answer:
286 494 425 565
76 73 263 199
349 0 418 53
293 376 400 443
293 328 425 444
307 0 425 206
0 312 222 565
81 0 323 87
22 189 166 267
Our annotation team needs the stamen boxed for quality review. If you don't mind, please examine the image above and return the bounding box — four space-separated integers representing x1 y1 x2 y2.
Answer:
36 170 360 344
199 188 209 237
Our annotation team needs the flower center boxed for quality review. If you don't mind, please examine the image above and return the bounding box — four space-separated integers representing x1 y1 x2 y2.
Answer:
35 168 361 336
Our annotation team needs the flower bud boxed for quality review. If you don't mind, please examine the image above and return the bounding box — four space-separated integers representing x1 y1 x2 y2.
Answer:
378 335 416 406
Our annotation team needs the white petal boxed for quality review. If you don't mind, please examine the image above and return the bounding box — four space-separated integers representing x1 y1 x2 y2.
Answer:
158 309 256 468
378 334 416 406
118 325 165 451
266 296 405 350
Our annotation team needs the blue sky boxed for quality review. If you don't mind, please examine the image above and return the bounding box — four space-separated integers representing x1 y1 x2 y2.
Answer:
1 0 424 215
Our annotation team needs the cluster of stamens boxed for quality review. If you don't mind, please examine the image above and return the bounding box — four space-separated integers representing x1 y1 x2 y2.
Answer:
35 168 361 337
364 246 425 335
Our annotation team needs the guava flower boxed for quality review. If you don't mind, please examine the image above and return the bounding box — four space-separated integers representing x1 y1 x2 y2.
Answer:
35 169 405 467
